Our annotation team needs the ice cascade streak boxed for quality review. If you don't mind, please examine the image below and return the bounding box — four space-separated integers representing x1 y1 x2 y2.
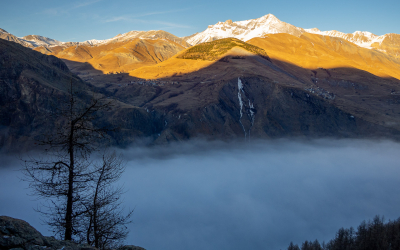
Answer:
237 78 255 140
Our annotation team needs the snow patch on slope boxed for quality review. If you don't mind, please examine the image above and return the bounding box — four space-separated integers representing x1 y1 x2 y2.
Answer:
305 28 386 49
21 35 63 47
82 30 188 47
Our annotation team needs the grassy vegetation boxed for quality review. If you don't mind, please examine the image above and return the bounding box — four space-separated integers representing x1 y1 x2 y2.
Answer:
177 38 270 61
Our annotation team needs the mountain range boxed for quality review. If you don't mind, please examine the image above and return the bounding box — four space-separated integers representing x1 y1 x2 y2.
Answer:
4 14 399 58
1 14 400 149
186 14 400 60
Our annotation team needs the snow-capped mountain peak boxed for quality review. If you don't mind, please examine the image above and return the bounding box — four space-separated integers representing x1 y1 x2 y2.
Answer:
186 14 396 52
186 14 304 45
21 35 63 47
80 30 189 47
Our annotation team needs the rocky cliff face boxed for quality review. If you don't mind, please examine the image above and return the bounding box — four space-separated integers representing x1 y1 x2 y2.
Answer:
0 38 166 150
0 39 92 149
123 76 399 144
0 216 145 250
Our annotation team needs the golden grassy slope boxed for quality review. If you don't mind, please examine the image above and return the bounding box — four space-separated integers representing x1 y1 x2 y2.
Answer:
128 33 400 82
128 54 214 79
34 38 186 74
177 38 269 61
128 38 271 79
248 33 400 80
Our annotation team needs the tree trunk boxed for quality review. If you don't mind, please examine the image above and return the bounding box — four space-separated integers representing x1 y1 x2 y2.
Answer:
65 122 75 241
93 166 102 248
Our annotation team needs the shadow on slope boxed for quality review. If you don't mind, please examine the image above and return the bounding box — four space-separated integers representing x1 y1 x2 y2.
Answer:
101 53 400 143
3 36 400 150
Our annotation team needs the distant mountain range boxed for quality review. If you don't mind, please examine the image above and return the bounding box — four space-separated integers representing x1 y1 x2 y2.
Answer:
0 28 188 48
2 14 399 60
1 14 400 149
2 13 399 75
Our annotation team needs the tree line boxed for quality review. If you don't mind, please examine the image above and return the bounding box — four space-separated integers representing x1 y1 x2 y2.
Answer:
287 215 400 250
22 80 132 250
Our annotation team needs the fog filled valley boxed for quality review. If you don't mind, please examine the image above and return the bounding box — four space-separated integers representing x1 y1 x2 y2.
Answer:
1 139 400 250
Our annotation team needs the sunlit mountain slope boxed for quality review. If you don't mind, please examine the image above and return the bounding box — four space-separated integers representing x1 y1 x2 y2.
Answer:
36 38 185 74
32 31 188 74
128 38 273 79
247 33 400 80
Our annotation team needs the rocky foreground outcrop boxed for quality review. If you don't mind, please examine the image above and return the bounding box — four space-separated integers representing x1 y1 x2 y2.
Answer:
0 216 144 250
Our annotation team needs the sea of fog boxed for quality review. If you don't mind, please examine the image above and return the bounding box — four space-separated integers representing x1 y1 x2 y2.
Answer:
1 139 400 250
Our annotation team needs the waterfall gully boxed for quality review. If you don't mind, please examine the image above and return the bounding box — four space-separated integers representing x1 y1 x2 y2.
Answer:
237 78 246 137
237 78 255 139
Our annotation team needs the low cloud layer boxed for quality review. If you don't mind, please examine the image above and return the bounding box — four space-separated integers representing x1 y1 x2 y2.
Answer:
1 139 400 250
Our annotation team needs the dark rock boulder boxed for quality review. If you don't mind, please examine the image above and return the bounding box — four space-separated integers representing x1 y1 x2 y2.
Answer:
0 216 145 250
0 216 96 250
117 246 146 250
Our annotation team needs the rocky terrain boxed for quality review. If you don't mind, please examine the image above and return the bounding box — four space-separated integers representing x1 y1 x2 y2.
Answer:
33 30 189 76
0 38 89 149
0 216 145 250
0 38 166 150
1 14 400 150
1 28 189 77
0 28 35 48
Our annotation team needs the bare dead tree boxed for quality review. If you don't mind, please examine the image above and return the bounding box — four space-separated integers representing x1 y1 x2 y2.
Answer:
22 79 114 241
82 150 133 250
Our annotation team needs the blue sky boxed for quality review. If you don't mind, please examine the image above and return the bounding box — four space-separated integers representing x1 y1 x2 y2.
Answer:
1 0 399 42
